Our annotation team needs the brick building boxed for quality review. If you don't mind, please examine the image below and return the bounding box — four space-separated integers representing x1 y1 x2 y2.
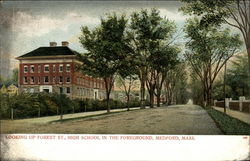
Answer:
16 41 106 99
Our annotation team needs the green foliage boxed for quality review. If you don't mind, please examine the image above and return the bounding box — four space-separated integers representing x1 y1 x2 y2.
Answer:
227 52 249 98
78 14 129 78
213 81 232 100
213 52 249 100
180 0 236 28
180 0 250 99
189 77 203 105
185 18 242 61
173 63 189 104
129 8 177 68
184 17 242 105
0 68 18 86
206 107 250 135
128 8 180 107
78 14 130 112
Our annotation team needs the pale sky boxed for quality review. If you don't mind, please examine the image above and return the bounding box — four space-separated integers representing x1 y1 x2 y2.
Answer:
1 1 241 72
1 1 189 70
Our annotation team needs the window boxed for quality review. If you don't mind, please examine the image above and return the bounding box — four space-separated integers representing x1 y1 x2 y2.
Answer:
30 65 35 73
30 76 35 84
44 76 49 83
59 64 63 72
24 66 28 73
44 65 49 72
23 77 28 83
66 77 71 83
59 87 63 94
66 64 71 72
66 87 71 94
38 77 40 84
59 76 63 83
53 65 56 72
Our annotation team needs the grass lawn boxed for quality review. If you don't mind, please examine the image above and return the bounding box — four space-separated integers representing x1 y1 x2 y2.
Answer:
205 107 250 135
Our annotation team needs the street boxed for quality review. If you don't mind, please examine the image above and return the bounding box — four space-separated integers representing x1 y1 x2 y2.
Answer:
1 104 222 134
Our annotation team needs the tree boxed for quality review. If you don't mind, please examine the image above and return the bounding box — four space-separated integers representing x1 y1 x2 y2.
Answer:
128 8 177 108
116 75 139 111
116 49 139 110
164 62 189 105
180 0 250 97
189 75 204 105
12 68 18 84
78 14 128 113
175 73 189 104
153 46 180 107
184 18 242 106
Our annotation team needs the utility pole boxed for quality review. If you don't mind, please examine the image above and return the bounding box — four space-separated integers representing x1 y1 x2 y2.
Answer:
223 61 227 113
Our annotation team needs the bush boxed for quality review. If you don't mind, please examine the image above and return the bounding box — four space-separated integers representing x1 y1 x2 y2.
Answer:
0 92 144 120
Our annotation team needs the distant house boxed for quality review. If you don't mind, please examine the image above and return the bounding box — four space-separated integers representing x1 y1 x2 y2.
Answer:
0 85 7 94
16 41 107 100
7 84 18 95
0 84 18 95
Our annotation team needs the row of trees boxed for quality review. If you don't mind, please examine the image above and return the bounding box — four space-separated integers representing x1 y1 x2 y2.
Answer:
184 18 242 106
181 0 249 106
78 9 182 112
78 7 244 111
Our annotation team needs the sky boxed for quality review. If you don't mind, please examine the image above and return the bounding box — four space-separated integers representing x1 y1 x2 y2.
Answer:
0 0 241 78
1 1 187 71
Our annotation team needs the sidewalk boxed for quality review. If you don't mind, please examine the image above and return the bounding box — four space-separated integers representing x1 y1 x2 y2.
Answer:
212 106 250 125
4 107 140 124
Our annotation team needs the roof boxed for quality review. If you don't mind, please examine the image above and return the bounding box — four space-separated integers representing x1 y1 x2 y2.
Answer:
17 46 79 59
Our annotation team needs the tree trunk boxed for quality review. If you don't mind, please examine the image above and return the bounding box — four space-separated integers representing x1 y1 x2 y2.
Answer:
106 92 110 113
223 61 227 113
207 86 212 106
104 77 112 113
140 74 145 109
11 108 13 120
149 89 154 108
140 76 146 109
126 94 130 111
156 94 161 107
38 107 41 117
202 81 207 107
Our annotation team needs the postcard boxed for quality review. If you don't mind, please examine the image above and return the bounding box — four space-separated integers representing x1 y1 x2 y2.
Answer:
0 0 249 160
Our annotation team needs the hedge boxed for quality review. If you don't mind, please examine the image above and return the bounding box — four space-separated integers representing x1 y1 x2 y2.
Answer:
0 92 145 120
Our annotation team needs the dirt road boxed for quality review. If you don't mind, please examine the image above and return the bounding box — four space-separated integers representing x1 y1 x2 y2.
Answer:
1 105 222 134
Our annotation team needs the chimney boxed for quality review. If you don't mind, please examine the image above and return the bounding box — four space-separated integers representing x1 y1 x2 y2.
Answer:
62 41 69 47
50 42 57 47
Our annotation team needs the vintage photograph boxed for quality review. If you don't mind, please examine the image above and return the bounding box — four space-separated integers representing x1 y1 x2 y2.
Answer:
0 0 249 160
